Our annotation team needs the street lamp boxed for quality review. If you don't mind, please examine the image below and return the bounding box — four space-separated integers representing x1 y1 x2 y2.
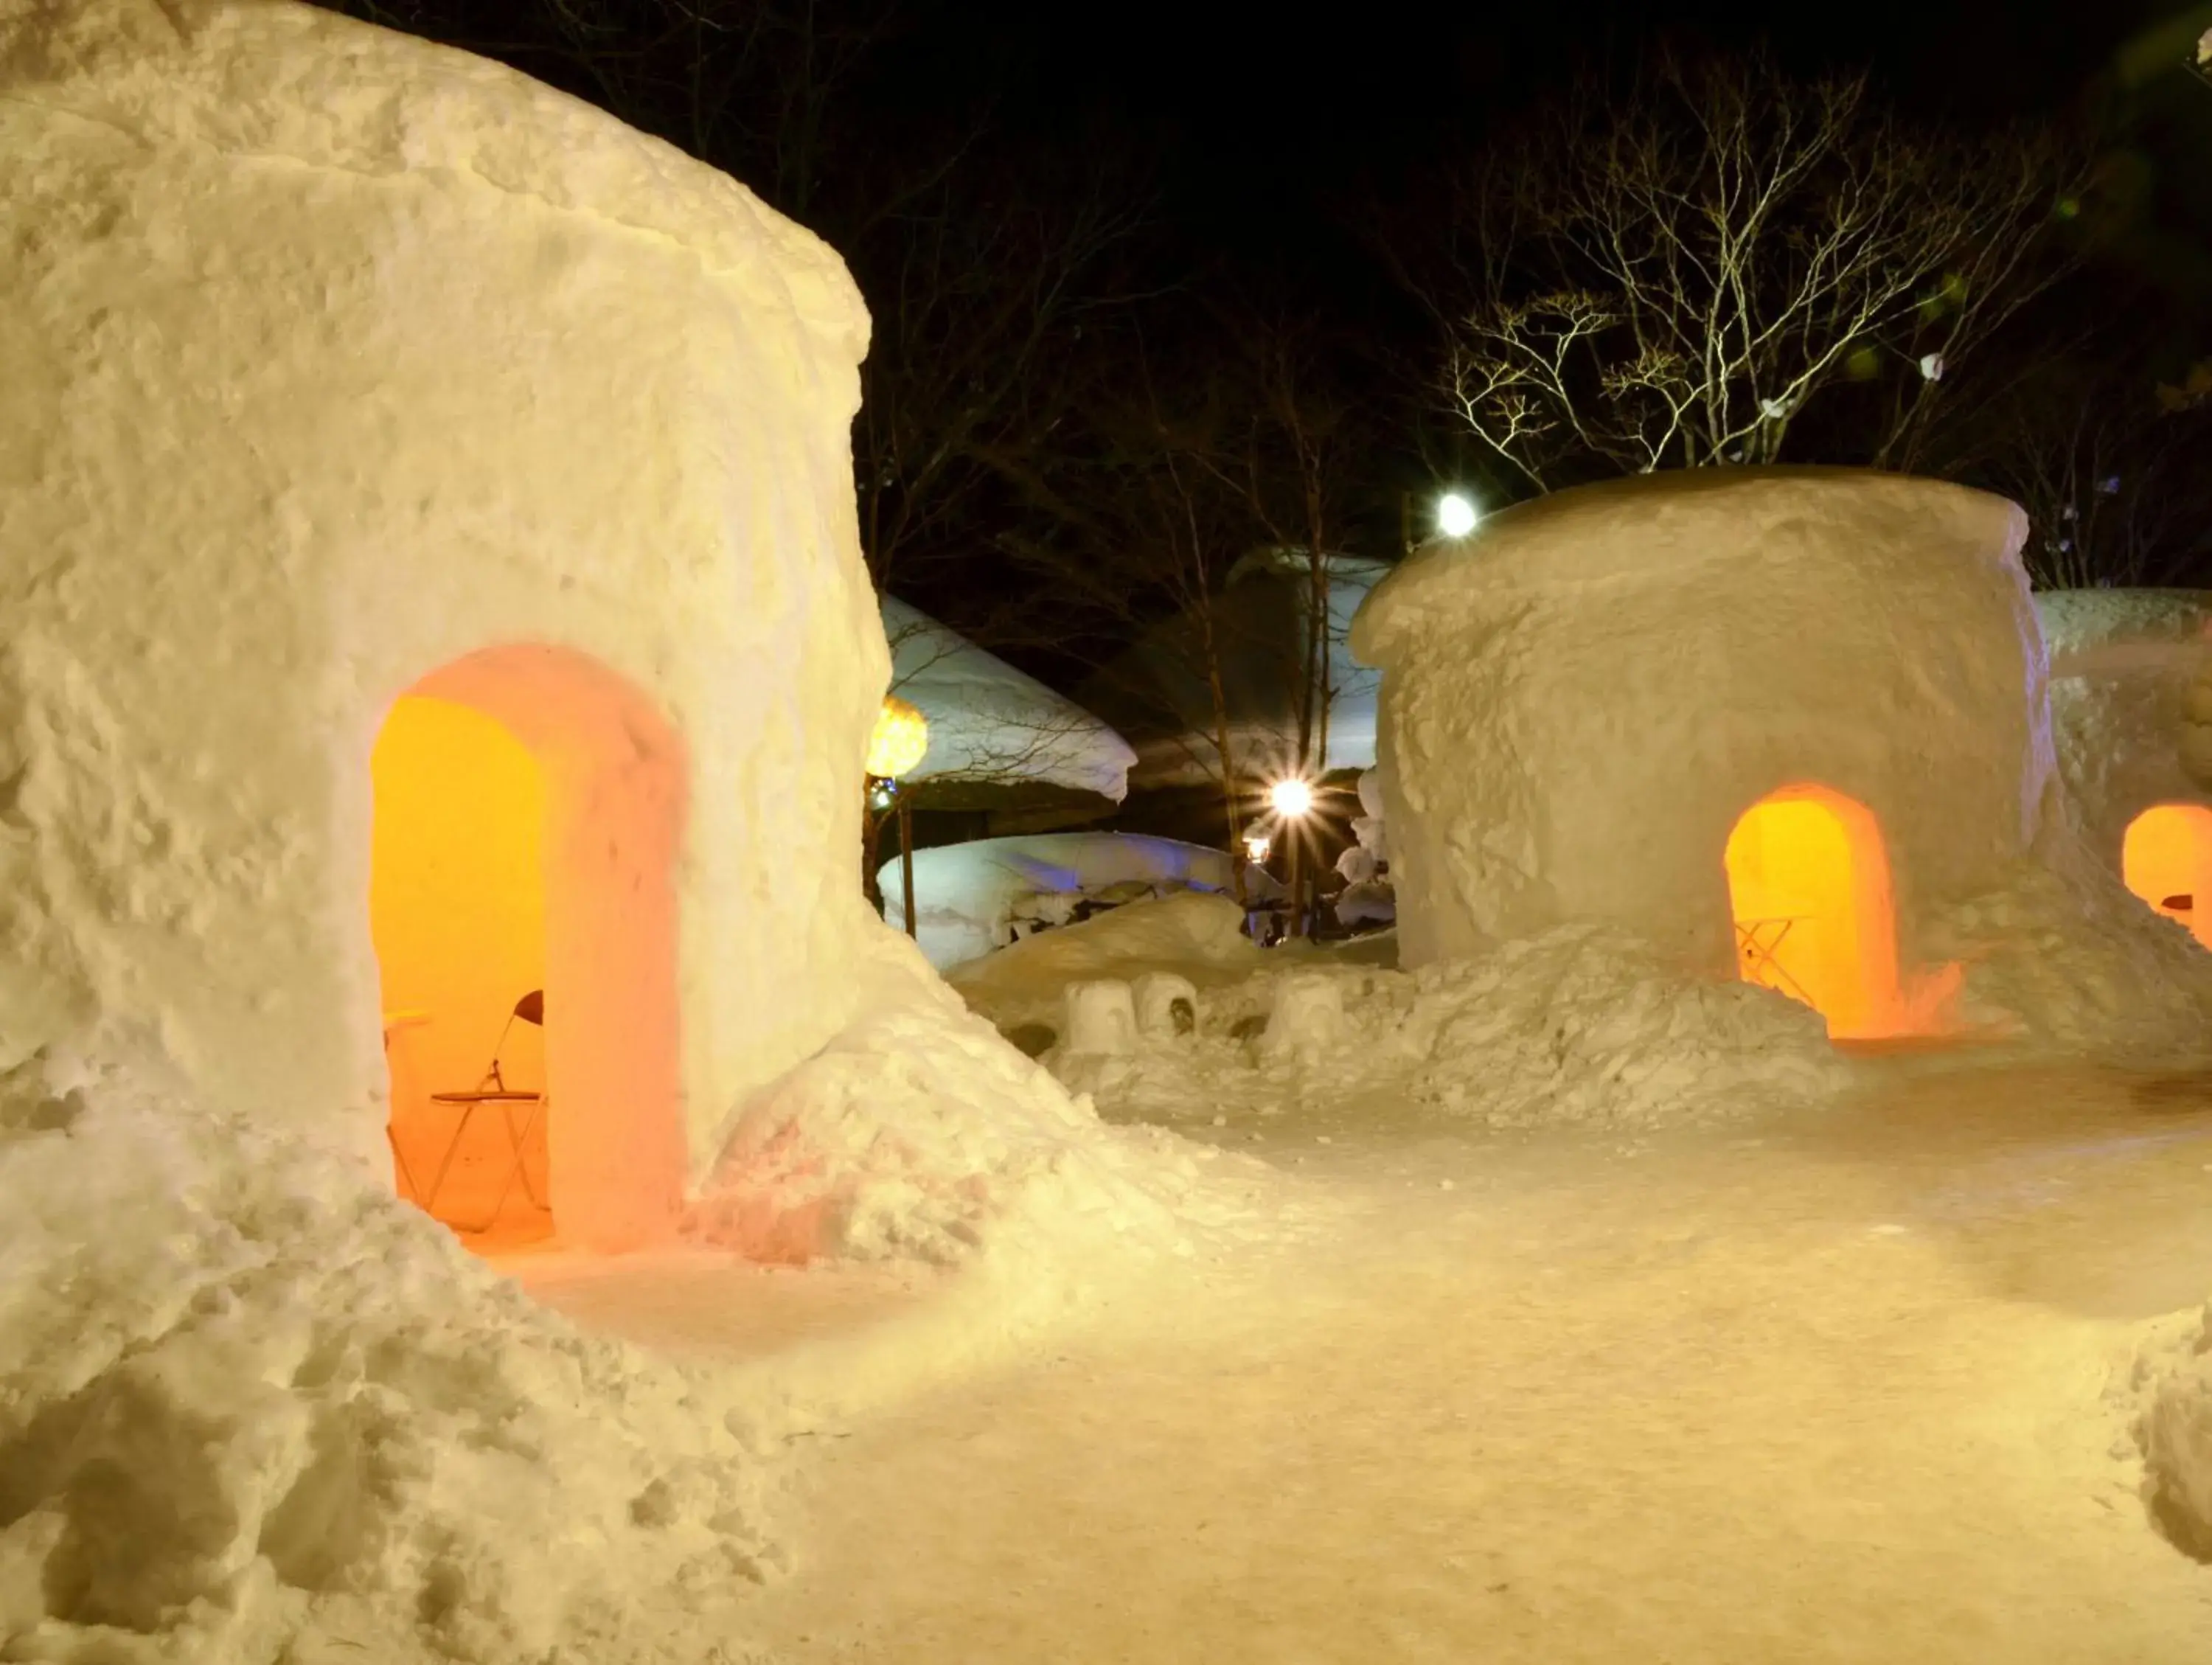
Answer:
866 696 929 937
1269 776 1315 818
1436 491 1478 539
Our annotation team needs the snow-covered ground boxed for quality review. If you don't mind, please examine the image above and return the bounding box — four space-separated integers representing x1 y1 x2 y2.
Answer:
535 1061 2212 1664
12 906 2212 1661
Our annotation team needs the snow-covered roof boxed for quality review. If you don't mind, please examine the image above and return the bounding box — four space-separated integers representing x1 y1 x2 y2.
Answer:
0 0 868 364
1354 468 2024 659
883 597 1136 802
878 830 1234 969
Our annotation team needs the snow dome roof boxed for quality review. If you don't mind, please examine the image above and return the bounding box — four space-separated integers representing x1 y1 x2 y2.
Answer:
1354 467 2025 661
883 597 1137 802
0 0 867 362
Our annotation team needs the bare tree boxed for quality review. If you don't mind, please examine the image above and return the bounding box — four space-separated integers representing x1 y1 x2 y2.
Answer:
1405 54 2073 490
855 147 1154 591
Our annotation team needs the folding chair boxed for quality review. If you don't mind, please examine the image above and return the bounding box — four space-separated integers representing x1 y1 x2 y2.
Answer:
421 990 548 1234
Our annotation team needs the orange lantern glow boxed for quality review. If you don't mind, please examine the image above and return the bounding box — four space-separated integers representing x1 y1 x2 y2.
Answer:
866 695 930 779
2122 804 2212 950
369 647 688 1254
1723 783 1958 1041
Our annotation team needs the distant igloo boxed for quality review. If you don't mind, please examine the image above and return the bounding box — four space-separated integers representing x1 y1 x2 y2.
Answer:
0 0 889 1249
2038 589 2212 947
1350 469 2048 1039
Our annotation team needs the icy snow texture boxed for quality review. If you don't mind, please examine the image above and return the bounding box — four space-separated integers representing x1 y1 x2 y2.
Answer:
881 832 1237 970
956 897 1851 1131
0 1054 782 1664
0 0 888 1228
1061 982 1141 1058
2134 1300 2212 1561
881 597 1136 802
2037 588 2212 861
684 962 1239 1268
1352 469 2047 976
1130 973 1200 1040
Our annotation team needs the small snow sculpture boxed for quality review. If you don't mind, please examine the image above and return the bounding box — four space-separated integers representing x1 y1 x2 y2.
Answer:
1132 973 1200 1040
1332 767 1394 928
1062 980 1139 1057
1256 974 1345 1064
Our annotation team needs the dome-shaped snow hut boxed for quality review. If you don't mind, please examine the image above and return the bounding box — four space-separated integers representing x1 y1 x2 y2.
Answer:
2037 589 2212 947
1350 469 2046 1038
0 0 889 1249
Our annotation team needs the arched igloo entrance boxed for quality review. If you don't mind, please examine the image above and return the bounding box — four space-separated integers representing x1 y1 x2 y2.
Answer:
2122 804 2212 950
371 645 688 1248
1724 785 1905 1038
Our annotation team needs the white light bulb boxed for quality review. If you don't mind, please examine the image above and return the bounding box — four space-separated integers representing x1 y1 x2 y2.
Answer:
1270 778 1315 818
1436 492 1478 538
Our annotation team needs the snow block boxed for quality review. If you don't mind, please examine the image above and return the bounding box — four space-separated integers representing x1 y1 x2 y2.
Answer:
1256 974 1344 1064
1131 973 1200 1040
1062 981 1139 1057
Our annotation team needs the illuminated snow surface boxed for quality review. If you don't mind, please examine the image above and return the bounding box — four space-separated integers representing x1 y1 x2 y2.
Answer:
11 929 2212 1661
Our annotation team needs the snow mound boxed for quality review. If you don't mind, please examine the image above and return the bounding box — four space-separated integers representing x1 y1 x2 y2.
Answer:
967 907 1853 1132
1926 861 2212 1060
884 832 1239 970
1402 925 1853 1126
2131 1299 2212 1561
0 1054 780 1665
686 967 1275 1267
949 891 1264 1032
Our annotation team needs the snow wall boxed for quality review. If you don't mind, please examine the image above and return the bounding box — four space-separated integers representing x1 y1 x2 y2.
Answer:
1352 470 2050 976
2037 588 2212 865
0 0 897 1250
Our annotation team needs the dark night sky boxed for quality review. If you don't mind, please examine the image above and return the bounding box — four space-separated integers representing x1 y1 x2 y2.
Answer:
943 0 2171 258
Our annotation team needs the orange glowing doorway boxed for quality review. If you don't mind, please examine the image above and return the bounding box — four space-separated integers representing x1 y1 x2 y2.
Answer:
2121 804 2212 950
1724 785 1907 1039
370 645 689 1254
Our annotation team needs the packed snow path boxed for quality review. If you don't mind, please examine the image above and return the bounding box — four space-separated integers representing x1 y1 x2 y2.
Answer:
526 1065 2212 1662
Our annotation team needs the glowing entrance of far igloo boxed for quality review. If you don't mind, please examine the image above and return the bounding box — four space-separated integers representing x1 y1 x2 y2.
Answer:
371 646 688 1249
2121 804 2212 950
1724 785 1904 1037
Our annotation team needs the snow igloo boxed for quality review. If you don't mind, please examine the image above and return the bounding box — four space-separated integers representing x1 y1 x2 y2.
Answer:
0 0 893 1250
2038 589 2212 948
1351 470 2047 1040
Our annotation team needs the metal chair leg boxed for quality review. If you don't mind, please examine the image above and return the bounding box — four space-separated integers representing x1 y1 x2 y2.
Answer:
421 1101 480 1221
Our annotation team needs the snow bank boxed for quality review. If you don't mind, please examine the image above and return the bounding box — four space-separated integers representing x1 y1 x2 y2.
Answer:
1921 857 2212 1060
2130 1300 2212 1561
949 890 1265 1032
956 898 1851 1131
0 1053 782 1665
685 959 1258 1268
883 832 1239 970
